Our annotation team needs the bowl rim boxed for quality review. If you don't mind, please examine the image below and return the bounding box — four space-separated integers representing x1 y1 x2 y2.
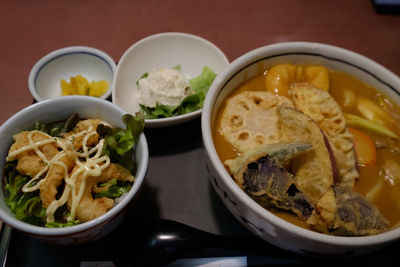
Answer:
112 31 229 128
201 41 400 247
28 46 116 102
0 96 148 237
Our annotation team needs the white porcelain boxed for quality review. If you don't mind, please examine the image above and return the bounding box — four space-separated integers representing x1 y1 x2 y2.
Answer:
112 32 229 128
29 46 116 102
0 96 148 244
201 42 400 257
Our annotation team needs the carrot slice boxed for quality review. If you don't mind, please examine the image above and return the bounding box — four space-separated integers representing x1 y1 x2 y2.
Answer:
349 128 377 166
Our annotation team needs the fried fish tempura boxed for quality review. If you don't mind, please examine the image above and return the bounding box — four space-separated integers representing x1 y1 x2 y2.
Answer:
7 131 59 177
68 163 134 222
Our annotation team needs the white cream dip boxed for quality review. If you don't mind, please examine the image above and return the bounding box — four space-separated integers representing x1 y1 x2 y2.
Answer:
137 68 193 107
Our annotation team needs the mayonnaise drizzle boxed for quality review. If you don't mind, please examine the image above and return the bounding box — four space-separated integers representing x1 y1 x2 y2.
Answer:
6 122 111 223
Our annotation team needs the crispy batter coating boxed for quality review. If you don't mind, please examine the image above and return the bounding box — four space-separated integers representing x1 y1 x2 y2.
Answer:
219 91 294 153
63 119 101 151
39 150 75 208
8 131 59 177
67 163 134 222
289 82 358 187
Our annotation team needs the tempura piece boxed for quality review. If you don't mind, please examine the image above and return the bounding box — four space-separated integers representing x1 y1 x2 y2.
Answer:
278 106 338 203
225 142 311 188
289 82 358 187
219 91 294 153
309 186 389 236
243 155 315 219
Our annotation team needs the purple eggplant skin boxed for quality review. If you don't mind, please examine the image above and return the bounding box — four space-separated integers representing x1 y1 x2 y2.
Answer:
243 155 314 219
323 186 389 236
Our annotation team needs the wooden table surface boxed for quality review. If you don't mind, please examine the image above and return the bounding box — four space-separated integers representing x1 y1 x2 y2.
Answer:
1 1 400 266
1 0 400 125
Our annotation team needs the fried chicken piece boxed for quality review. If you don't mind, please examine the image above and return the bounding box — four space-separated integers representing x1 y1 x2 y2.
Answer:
7 131 59 177
68 163 134 222
39 150 75 208
63 119 102 151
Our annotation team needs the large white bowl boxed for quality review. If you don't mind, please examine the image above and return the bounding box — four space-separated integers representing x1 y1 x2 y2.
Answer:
201 42 400 257
0 96 148 244
29 46 116 102
113 32 229 128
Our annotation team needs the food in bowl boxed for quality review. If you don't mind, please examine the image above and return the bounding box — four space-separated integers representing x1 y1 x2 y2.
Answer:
4 111 144 227
137 66 216 119
61 74 109 97
213 63 400 236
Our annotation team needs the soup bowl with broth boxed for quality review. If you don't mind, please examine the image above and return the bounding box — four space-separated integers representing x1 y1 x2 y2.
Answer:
201 42 400 256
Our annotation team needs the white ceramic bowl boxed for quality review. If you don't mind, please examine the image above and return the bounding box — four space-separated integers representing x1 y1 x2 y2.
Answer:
113 32 229 128
0 96 148 245
201 42 400 257
29 46 116 102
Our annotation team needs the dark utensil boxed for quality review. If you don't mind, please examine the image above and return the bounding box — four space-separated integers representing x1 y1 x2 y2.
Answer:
111 219 305 266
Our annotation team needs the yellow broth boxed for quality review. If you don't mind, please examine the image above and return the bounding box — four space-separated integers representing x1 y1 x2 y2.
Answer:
213 65 400 231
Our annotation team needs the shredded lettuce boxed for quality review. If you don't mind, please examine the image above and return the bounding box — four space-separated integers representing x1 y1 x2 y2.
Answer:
138 66 217 119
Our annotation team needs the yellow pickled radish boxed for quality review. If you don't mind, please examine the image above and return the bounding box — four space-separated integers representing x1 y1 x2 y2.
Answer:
89 80 109 97
61 75 109 97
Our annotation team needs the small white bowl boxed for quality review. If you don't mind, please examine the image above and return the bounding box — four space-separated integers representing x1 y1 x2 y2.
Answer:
0 96 148 245
202 42 400 257
112 32 229 128
29 46 116 102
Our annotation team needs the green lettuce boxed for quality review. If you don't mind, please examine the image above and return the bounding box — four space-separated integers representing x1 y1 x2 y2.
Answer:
4 162 46 226
45 219 81 228
139 66 217 119
97 112 144 173
94 178 132 199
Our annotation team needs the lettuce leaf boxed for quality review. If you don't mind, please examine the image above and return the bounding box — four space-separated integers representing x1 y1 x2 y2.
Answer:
94 178 132 199
97 112 145 173
45 219 81 228
4 161 46 226
139 66 216 119
189 66 217 99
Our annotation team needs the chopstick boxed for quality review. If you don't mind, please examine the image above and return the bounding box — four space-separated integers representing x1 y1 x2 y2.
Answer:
0 224 12 267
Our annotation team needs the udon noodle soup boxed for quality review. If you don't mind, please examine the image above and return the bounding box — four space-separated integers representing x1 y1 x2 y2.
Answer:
213 64 400 236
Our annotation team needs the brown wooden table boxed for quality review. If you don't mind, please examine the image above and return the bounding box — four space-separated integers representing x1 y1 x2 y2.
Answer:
1 0 400 266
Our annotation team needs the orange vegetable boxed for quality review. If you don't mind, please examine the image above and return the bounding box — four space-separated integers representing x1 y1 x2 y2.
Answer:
303 65 330 92
265 64 296 97
349 127 376 166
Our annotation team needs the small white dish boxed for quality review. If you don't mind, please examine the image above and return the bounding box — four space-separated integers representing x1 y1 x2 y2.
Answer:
29 46 116 102
112 32 229 128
